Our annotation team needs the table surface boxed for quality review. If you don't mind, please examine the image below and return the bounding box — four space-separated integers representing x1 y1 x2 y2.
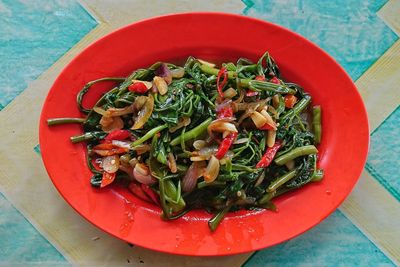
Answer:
0 0 399 266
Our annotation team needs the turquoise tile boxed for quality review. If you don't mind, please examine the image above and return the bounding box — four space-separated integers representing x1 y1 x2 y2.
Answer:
0 0 97 109
242 0 398 80
34 144 41 155
244 210 394 267
366 106 400 201
0 0 97 264
0 192 68 264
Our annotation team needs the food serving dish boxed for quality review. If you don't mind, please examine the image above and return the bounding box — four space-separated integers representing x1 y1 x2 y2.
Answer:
39 13 369 256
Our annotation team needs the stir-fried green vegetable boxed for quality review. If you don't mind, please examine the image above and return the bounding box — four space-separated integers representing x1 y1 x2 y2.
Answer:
47 51 323 231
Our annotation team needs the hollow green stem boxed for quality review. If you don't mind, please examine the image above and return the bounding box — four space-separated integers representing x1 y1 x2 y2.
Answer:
47 117 85 126
170 118 212 146
131 124 168 147
313 105 322 144
70 131 106 143
267 169 297 192
274 145 318 166
208 205 231 232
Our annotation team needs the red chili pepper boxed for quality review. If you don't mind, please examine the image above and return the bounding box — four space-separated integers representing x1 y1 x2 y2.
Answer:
92 143 128 156
104 129 131 141
100 172 116 188
91 158 103 171
217 106 233 119
255 75 266 81
141 184 160 205
270 77 280 84
128 82 148 93
246 90 259 97
284 94 298 108
217 67 228 98
259 123 274 131
215 132 238 159
128 182 152 202
256 141 282 168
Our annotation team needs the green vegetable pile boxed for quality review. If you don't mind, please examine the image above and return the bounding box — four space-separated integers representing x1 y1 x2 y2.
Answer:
48 51 323 231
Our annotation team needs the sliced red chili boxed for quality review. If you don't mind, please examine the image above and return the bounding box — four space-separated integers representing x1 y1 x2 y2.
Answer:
215 132 238 159
90 158 103 171
217 67 228 98
256 141 282 168
259 123 275 131
284 94 298 108
128 182 152 202
270 76 280 84
217 106 233 119
100 172 116 188
255 75 266 81
104 129 131 141
92 143 128 156
128 82 148 93
246 90 259 97
141 184 160 205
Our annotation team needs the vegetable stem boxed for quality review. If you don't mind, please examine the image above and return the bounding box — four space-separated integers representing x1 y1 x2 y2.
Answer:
70 131 106 143
274 145 318 166
47 117 85 126
312 105 322 144
170 118 212 146
267 170 297 192
208 205 231 232
131 124 168 147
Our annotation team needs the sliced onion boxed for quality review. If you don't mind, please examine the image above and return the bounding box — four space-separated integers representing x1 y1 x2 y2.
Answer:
170 67 185 78
129 158 138 168
267 130 276 148
193 140 207 150
169 116 191 133
155 63 172 84
102 155 120 173
233 89 245 105
133 163 156 185
105 105 134 117
101 116 124 132
93 106 108 116
199 145 218 157
272 94 280 109
223 87 237 99
260 109 277 130
131 144 151 155
167 152 177 173
204 155 220 183
131 95 154 130
153 76 168 95
236 99 267 111
182 161 206 192
133 96 147 111
250 111 267 128
111 140 131 149
119 154 131 164
190 155 209 161
207 120 237 136
238 109 254 125
234 138 249 144
198 59 216 68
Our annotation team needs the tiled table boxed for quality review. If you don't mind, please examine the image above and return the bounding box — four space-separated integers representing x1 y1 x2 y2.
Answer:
0 1 399 266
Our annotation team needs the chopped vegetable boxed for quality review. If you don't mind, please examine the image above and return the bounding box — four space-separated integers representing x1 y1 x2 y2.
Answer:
48 51 323 231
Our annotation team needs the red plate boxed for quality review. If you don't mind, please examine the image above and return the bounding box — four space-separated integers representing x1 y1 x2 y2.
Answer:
39 13 369 256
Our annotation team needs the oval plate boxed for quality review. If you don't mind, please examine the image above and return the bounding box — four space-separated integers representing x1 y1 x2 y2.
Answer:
39 13 369 256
